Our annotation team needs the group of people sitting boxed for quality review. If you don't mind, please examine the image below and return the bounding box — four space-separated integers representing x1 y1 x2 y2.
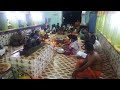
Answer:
56 27 102 79
48 23 60 34
45 21 80 35
61 24 77 34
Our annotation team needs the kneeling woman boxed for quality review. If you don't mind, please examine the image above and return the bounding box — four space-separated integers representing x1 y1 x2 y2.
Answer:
63 35 80 55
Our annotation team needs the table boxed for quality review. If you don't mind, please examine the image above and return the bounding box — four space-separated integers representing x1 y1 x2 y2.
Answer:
5 44 54 78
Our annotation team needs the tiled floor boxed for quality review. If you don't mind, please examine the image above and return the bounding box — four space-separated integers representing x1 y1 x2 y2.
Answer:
40 54 77 79
99 52 117 79
40 52 117 79
40 35 117 79
0 34 118 79
0 46 117 79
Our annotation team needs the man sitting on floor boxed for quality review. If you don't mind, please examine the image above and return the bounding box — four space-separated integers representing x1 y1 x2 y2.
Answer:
72 42 102 79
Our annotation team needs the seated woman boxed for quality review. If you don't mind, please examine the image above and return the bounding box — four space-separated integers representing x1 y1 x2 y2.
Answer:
64 35 79 55
89 32 96 44
64 34 73 45
72 31 77 35
81 32 96 50
55 34 73 51
79 28 84 38
81 34 90 50
71 28 77 35
72 42 102 79
39 27 48 41
80 28 89 40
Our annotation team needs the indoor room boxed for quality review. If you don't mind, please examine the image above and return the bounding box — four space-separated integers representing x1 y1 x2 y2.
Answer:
0 11 119 79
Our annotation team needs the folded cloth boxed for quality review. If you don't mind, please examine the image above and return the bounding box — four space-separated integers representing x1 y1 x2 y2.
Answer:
0 48 6 56
94 40 102 52
76 51 87 58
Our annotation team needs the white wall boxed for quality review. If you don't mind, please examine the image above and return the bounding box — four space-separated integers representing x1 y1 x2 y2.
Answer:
0 11 63 29
85 11 91 25
43 11 62 29
81 14 86 25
